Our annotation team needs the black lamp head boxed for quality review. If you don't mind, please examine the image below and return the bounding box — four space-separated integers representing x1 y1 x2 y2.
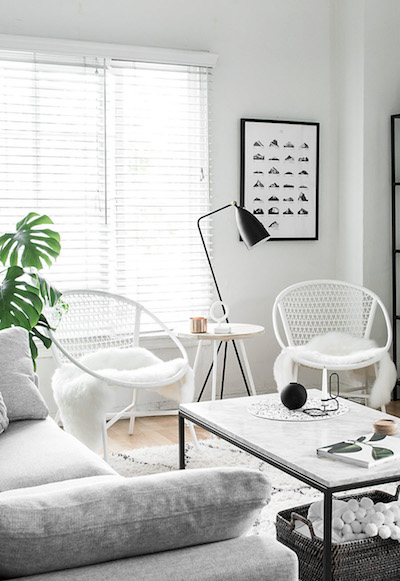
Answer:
233 201 270 249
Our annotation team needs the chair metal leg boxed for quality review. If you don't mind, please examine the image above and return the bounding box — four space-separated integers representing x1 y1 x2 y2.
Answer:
187 420 199 449
102 417 109 463
237 339 257 396
54 409 61 426
293 362 299 382
128 388 138 435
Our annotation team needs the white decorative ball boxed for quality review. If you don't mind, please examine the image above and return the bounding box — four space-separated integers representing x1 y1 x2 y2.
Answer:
384 510 395 525
371 512 385 526
375 502 387 512
390 525 400 540
342 510 356 524
391 506 400 521
332 517 344 531
347 499 359 513
351 520 362 534
355 507 367 520
378 525 391 539
342 524 353 536
360 497 374 510
364 522 378 537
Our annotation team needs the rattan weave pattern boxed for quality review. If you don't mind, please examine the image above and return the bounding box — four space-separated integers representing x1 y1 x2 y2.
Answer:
52 292 139 363
276 489 400 581
280 282 374 346
0 391 9 434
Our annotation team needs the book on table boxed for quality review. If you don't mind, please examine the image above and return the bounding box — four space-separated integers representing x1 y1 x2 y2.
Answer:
317 433 400 468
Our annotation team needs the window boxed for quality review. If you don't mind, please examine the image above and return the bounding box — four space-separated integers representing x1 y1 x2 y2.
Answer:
0 42 215 328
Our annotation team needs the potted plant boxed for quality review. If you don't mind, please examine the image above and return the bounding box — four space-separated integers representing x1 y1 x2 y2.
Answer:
0 212 61 366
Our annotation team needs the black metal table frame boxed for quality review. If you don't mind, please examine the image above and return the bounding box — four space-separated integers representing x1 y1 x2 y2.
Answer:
178 409 400 581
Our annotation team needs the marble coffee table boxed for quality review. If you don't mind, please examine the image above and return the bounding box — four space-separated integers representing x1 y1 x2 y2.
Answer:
178 389 400 581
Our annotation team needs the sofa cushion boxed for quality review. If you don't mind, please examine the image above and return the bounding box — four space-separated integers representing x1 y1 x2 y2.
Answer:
0 392 9 435
0 417 117 492
12 536 299 581
0 326 48 421
0 467 270 579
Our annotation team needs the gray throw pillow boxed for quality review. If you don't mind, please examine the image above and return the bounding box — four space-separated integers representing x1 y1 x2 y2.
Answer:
0 327 48 421
0 467 270 578
0 391 9 434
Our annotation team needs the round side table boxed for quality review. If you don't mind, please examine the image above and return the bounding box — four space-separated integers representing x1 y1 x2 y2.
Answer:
175 323 265 401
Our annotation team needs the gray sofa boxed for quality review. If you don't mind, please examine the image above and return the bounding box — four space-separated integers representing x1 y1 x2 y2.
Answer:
0 327 298 580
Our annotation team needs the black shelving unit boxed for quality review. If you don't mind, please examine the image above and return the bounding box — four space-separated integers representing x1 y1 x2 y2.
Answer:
391 114 400 400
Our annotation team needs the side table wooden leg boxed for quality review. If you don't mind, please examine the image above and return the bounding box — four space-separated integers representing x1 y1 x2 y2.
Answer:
211 340 218 401
193 341 203 377
237 339 257 396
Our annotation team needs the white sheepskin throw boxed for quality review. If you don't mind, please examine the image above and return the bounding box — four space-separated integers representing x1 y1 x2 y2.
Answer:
52 347 194 451
273 332 397 409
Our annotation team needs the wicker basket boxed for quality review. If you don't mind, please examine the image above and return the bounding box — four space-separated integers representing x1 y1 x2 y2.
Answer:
276 488 400 581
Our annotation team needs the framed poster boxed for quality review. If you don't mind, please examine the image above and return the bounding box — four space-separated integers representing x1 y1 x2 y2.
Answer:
240 118 319 240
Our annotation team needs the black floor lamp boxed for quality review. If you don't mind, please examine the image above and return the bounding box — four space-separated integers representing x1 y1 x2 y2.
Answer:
197 200 270 400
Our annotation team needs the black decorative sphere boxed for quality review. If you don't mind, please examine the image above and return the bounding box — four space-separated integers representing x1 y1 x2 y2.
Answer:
280 382 307 410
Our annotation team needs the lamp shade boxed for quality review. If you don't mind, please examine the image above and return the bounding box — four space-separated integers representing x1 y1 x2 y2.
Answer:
234 204 270 249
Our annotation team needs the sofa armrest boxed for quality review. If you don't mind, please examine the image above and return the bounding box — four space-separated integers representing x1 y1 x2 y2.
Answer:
0 467 270 578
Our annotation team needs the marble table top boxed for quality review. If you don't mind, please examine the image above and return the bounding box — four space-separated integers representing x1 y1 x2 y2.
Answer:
180 389 400 490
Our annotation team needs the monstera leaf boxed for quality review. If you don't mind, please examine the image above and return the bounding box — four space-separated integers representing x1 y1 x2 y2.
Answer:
0 266 43 330
0 213 61 366
0 212 61 270
35 273 61 307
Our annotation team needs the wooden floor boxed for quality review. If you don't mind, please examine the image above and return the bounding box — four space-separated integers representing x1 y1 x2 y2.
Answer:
107 415 210 453
106 399 400 453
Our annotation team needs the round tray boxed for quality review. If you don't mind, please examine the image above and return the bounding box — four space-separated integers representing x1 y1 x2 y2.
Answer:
248 394 348 422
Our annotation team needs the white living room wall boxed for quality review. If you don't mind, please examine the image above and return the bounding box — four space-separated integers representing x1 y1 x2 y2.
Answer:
0 0 339 412
362 0 400 336
333 0 400 350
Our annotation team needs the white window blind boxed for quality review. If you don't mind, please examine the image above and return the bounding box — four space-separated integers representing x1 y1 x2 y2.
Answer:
0 48 213 328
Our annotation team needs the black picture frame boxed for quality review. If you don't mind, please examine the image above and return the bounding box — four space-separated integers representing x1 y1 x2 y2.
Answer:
240 118 319 241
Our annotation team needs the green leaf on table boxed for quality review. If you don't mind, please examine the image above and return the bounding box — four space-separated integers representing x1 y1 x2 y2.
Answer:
327 442 363 454
0 213 61 270
369 433 387 442
371 447 393 461
357 436 366 442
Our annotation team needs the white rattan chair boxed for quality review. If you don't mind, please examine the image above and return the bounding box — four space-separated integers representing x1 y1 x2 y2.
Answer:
48 290 197 460
272 280 395 409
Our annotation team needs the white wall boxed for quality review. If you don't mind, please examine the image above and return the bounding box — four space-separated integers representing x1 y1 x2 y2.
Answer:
363 0 400 328
333 0 400 350
334 0 365 285
0 0 339 407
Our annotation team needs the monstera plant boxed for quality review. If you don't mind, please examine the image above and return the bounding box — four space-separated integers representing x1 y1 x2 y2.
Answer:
0 213 61 366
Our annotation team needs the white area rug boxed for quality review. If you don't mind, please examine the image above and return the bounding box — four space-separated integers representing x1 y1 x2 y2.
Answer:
109 439 399 538
109 438 326 538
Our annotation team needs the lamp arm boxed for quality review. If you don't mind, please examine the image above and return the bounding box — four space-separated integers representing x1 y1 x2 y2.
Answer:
197 203 233 303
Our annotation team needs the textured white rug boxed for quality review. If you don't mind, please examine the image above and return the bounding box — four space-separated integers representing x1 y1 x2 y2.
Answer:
108 438 325 538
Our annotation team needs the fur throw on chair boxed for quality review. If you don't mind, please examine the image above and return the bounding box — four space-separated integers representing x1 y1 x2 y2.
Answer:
273 332 397 409
52 347 194 451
